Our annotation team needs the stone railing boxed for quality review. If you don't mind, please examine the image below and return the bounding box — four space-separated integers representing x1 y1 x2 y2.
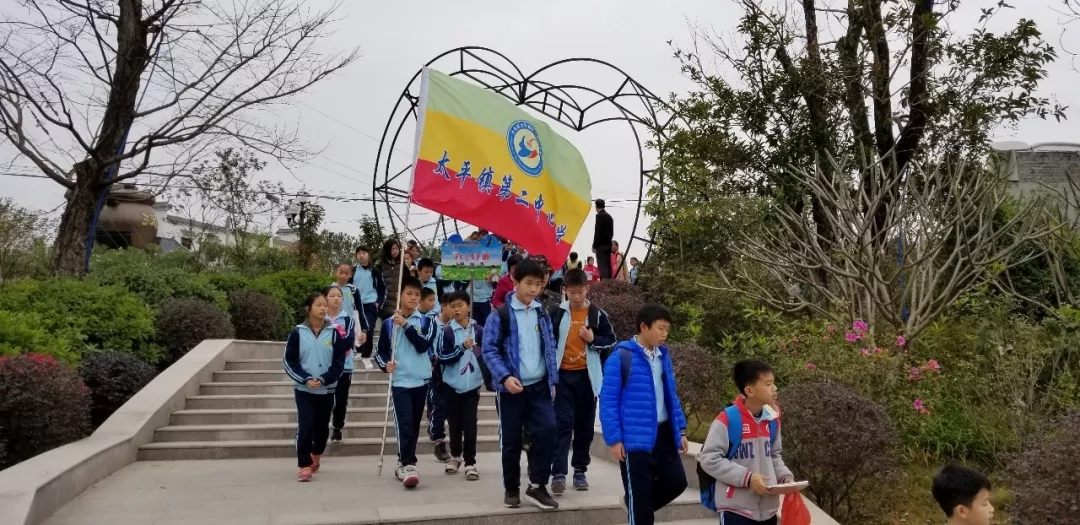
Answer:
0 340 279 525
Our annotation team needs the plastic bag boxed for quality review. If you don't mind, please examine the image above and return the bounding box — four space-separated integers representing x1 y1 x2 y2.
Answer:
780 492 812 525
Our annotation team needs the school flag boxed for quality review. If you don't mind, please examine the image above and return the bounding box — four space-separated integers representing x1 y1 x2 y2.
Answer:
408 67 592 265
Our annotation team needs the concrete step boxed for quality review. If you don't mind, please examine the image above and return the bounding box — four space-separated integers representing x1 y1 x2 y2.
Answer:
170 406 500 425
224 358 384 371
137 435 502 460
153 420 502 442
212 370 388 382
184 393 496 409
199 381 391 395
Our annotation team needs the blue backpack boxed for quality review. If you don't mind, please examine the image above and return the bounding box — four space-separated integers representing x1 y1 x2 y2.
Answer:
696 404 779 512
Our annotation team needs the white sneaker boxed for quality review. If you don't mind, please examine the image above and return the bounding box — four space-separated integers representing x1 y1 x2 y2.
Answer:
394 462 405 481
402 464 419 489
363 358 374 370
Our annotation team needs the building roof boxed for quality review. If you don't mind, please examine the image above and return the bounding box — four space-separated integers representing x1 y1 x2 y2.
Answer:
156 237 189 253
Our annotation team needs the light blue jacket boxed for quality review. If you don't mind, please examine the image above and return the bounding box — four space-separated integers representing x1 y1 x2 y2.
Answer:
329 309 357 371
552 300 618 396
374 310 436 388
330 282 358 320
283 321 349 394
471 278 494 303
436 319 485 393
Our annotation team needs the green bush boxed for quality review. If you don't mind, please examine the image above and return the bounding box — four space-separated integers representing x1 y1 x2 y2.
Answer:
79 351 158 427
0 309 79 364
668 342 730 440
250 270 329 332
0 278 159 363
88 248 227 310
203 273 253 296
228 290 284 340
0 354 91 469
1007 411 1080 525
155 298 234 364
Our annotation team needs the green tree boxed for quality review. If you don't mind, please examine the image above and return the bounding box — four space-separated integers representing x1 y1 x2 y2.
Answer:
0 199 50 282
317 230 360 274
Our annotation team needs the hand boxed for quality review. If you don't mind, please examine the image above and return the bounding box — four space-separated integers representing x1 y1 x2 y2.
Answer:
392 312 407 327
609 442 625 462
463 337 474 349
679 436 689 454
357 332 367 345
306 378 322 389
503 377 523 394
578 326 595 343
386 361 397 373
749 473 772 496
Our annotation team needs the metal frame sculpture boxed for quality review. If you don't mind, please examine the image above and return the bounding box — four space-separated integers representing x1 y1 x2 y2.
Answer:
371 46 676 261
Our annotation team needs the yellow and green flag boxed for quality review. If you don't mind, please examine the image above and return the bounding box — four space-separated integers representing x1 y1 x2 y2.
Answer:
409 67 592 265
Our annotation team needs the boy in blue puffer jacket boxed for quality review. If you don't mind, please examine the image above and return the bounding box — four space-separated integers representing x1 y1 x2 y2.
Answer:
599 304 689 525
435 290 484 480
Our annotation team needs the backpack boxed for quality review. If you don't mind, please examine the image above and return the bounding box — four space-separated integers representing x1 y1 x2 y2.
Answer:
696 405 779 512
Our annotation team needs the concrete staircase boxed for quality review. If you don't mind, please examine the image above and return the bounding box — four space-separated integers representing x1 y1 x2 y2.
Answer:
139 342 501 461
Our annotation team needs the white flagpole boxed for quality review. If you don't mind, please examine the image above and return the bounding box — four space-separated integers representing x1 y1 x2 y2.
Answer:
377 67 432 477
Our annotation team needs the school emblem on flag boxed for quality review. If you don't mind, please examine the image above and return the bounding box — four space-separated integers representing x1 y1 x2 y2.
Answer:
408 68 592 264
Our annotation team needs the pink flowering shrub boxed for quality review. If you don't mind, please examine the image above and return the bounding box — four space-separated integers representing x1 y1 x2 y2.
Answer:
0 353 91 469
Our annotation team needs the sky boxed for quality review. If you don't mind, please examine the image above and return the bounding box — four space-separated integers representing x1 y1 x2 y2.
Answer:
3 0 1080 261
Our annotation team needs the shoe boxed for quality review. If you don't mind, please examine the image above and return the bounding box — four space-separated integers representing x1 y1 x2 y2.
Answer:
364 358 374 370
330 428 343 443
524 485 559 510
394 463 406 481
297 467 312 482
433 441 450 463
464 464 479 481
573 471 589 491
550 475 566 495
310 454 321 473
402 465 419 489
504 488 521 508
445 457 461 474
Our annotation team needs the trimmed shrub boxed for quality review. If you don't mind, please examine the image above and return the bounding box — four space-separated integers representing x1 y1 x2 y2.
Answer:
88 248 227 310
0 354 91 469
0 278 159 363
250 270 329 332
203 273 253 296
0 309 79 364
79 351 159 427
589 279 646 340
1007 411 1080 525
228 290 284 341
155 298 234 364
668 342 729 441
780 381 900 524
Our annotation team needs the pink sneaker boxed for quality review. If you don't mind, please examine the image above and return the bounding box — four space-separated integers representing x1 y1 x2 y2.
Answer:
297 467 313 482
310 454 321 473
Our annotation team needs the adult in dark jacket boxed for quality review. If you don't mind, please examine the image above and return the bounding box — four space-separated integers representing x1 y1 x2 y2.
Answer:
592 199 614 279
379 239 403 319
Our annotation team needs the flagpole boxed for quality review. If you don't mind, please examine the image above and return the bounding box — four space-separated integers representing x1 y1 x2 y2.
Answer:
377 66 432 478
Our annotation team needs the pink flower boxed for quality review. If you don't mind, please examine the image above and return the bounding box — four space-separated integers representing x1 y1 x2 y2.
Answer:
826 324 836 333
913 399 931 414
805 362 817 370
845 332 863 343
908 367 922 381
873 347 884 354
852 320 868 332
927 359 941 371
896 335 907 347
860 348 870 356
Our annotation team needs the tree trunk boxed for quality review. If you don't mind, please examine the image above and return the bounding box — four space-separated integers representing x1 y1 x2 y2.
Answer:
50 161 105 276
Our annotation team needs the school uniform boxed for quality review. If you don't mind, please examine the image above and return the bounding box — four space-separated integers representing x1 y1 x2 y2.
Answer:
481 292 560 490
328 309 359 433
470 278 494 328
599 337 689 525
426 313 447 445
374 310 436 467
352 263 386 359
550 300 617 481
436 318 485 465
283 320 350 468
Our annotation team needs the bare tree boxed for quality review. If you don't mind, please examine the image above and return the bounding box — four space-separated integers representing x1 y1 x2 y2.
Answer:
712 157 1057 339
0 0 358 276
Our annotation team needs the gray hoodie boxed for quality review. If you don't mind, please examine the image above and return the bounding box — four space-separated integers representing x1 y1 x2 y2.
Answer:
698 397 794 521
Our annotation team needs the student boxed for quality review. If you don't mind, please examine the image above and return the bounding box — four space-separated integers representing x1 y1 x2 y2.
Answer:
436 290 484 480
492 254 523 308
582 257 600 283
629 257 641 285
931 465 995 525
549 268 617 493
470 268 496 328
564 251 583 272
697 359 794 524
418 287 437 316
374 276 437 489
482 258 560 510
283 291 350 482
332 263 358 320
426 291 451 463
599 304 689 525
325 285 365 444
352 246 386 369
417 258 440 313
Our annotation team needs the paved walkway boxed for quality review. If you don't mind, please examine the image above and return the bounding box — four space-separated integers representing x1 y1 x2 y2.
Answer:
43 452 699 525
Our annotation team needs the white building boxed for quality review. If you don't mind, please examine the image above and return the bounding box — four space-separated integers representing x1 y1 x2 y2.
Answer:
152 202 297 251
992 141 1080 226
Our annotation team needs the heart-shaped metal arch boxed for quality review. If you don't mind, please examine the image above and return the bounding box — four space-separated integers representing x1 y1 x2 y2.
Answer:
371 46 678 266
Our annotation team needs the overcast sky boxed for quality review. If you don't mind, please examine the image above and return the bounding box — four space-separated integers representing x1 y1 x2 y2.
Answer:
3 0 1079 260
